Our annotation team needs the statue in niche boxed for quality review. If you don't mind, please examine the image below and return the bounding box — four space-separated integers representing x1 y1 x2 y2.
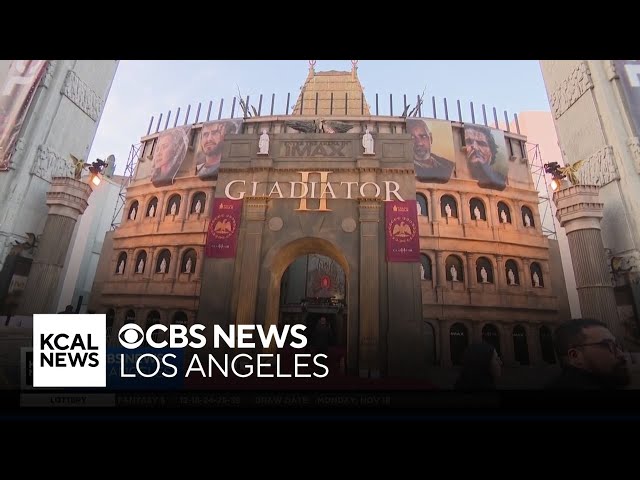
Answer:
480 266 488 283
445 203 452 218
474 205 481 220
362 127 374 155
450 265 458 282
170 202 177 216
533 271 540 287
420 264 425 280
185 257 192 274
149 204 155 218
500 209 508 224
129 207 137 221
524 212 531 227
508 268 516 285
258 129 270 155
159 257 167 274
117 260 125 274
194 199 202 214
137 258 145 274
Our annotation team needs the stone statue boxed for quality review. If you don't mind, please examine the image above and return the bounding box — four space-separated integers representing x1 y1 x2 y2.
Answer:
420 264 425 280
474 205 481 220
450 265 458 282
362 127 374 155
480 266 488 283
524 213 531 227
417 202 422 217
117 260 125 274
159 257 167 274
533 271 540 287
137 258 144 274
445 203 452 218
185 257 192 274
149 204 155 218
500 209 508 224
508 268 516 285
129 207 137 221
170 202 177 216
194 199 202 214
258 129 270 155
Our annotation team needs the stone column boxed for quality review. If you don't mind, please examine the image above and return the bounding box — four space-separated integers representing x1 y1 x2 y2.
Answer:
465 252 475 290
436 251 446 287
500 322 516 366
495 255 505 290
358 199 381 377
19 177 93 314
522 258 532 293
439 319 451 367
234 197 267 326
526 323 542 365
429 189 438 223
553 185 622 340
460 192 469 225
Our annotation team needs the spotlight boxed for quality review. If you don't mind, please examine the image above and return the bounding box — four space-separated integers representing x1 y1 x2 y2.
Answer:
91 174 101 186
550 179 560 191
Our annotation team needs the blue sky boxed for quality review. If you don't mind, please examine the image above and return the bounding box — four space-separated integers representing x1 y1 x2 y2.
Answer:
89 60 551 175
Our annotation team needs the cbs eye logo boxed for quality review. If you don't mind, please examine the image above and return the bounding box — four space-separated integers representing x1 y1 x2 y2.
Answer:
118 324 145 349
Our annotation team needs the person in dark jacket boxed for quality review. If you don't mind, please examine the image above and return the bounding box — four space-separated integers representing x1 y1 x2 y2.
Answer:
547 318 630 389
454 342 502 391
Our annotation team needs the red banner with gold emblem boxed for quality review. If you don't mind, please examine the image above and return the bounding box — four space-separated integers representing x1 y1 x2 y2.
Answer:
385 200 420 262
205 198 243 258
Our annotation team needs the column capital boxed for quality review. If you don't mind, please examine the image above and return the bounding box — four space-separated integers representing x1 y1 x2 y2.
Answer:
553 184 604 233
46 177 93 219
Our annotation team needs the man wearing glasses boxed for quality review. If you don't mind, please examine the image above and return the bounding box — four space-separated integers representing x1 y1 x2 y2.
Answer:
548 318 630 389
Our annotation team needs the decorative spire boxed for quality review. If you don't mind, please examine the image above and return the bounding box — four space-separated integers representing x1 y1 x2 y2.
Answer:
309 60 316 77
351 60 358 79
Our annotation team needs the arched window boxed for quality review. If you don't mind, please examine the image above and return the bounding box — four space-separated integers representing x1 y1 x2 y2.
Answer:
128 201 139 221
505 259 519 286
497 201 511 224
106 309 115 344
539 326 556 364
482 324 501 356
424 322 436 365
146 310 162 345
513 325 530 365
190 192 206 215
476 257 494 284
450 323 469 366
115 252 127 275
156 249 171 274
135 251 147 274
416 193 428 217
530 262 544 288
420 254 432 280
166 194 181 216
181 249 197 274
172 311 189 326
469 197 486 221
445 255 464 282
146 197 158 217
521 205 535 228
440 195 458 219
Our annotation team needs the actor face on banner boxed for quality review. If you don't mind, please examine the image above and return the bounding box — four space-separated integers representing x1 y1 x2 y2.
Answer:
464 124 508 190
196 120 241 179
406 118 455 183
151 126 188 187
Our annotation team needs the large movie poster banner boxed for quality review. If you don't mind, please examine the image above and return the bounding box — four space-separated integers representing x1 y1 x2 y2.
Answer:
406 117 456 183
0 60 47 171
205 198 243 258
196 119 243 180
385 201 420 263
150 125 190 187
463 123 508 190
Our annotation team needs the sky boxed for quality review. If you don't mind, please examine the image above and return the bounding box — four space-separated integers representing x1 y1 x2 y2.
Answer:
88 60 552 176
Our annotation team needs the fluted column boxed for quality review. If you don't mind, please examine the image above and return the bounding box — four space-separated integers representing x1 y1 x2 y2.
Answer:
465 252 475 290
429 189 438 223
435 251 446 288
440 320 451 367
554 185 622 340
235 197 267 326
18 177 93 314
358 199 381 376
495 255 505 290
460 192 469 225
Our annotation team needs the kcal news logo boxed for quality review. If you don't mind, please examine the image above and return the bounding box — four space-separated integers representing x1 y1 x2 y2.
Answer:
33 314 106 387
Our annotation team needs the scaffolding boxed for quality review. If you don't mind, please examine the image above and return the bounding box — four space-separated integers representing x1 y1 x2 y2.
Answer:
110 143 142 230
527 142 557 240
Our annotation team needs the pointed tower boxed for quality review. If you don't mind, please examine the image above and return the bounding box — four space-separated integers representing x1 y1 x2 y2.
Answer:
292 61 371 116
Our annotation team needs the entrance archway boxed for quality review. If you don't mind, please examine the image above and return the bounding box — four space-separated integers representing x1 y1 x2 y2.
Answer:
263 237 351 369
